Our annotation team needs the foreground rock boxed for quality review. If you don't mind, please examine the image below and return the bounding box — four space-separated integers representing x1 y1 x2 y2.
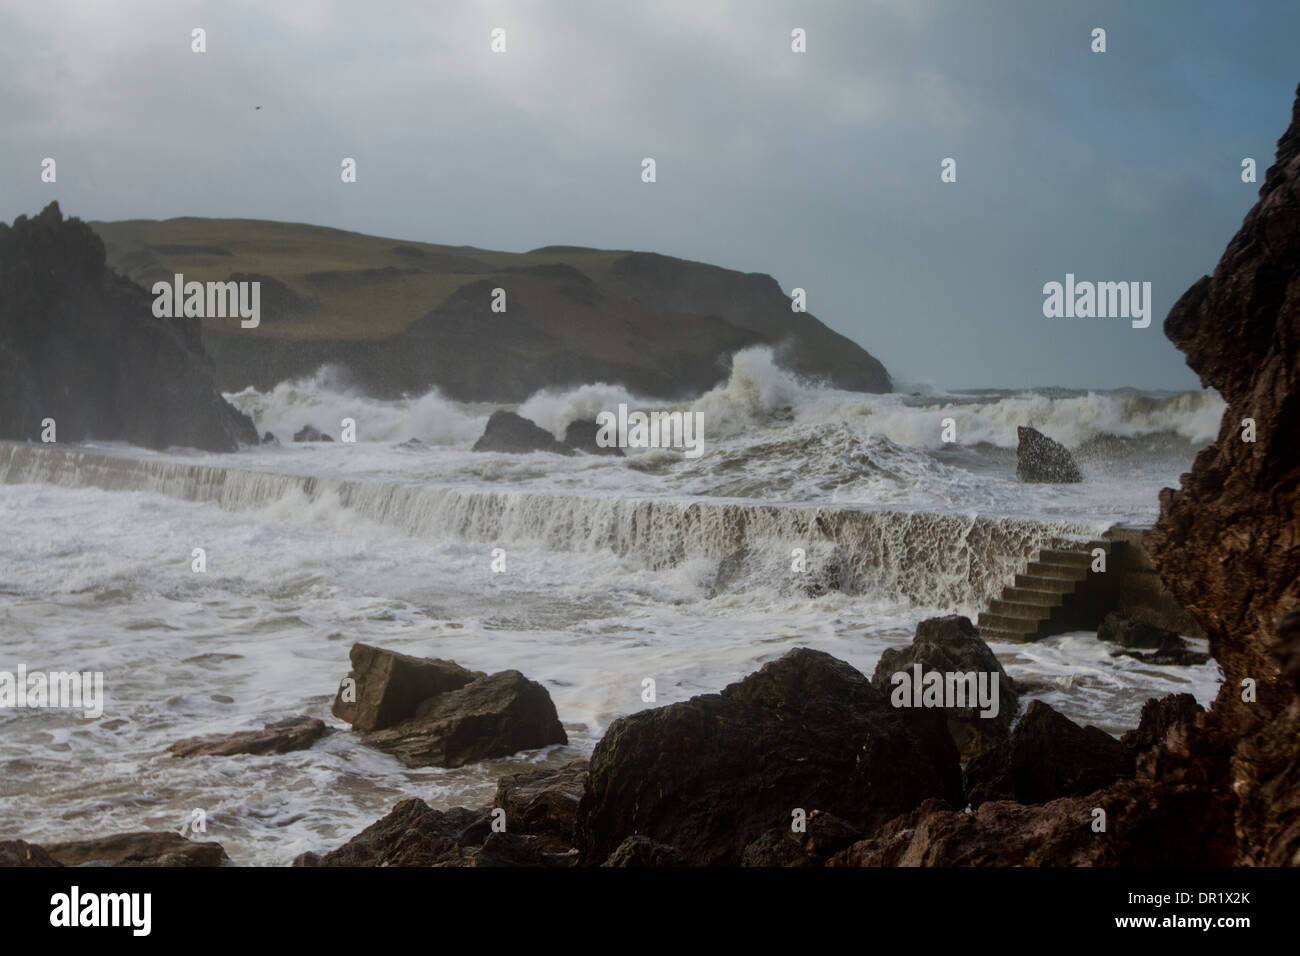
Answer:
1015 426 1082 483
0 203 257 451
472 411 575 455
575 648 962 866
332 643 484 731
1120 693 1203 754
870 615 1017 759
493 761 589 849
45 832 229 867
168 716 329 757
361 670 567 768
0 840 61 867
563 419 624 456
964 700 1134 805
295 799 487 866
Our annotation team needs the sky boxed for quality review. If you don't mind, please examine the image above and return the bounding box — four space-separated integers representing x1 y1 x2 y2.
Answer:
2 0 1297 391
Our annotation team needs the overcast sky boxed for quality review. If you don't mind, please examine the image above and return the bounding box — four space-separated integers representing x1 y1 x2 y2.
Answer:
2 0 1296 390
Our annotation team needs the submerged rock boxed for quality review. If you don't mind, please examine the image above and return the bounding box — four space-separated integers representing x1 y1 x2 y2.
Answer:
292 424 333 442
168 715 329 757
563 419 624 456
472 410 575 455
1015 426 1082 483
575 648 962 866
44 832 229 867
870 614 1017 759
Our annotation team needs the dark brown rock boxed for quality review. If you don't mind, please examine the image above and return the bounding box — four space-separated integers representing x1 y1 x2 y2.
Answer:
575 648 962 866
600 836 686 867
740 811 864 867
1097 612 1176 649
871 614 1017 759
1120 693 1204 755
301 798 487 867
472 410 575 455
493 760 588 847
0 840 62 867
168 716 329 757
292 424 333 442
964 700 1134 805
1015 426 1082 483
563 419 624 456
45 832 229 867
360 670 567 768
332 643 484 731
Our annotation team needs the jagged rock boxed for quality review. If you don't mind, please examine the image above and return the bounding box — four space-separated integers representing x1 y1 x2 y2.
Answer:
599 836 686 867
1111 632 1210 667
1098 612 1176 649
1121 694 1203 754
462 832 578 867
563 419 624 456
1015 426 1082 483
493 761 588 847
297 798 487 866
0 840 61 867
472 411 575 455
168 715 329 757
575 648 962 866
45 832 229 867
740 811 864 867
964 700 1134 805
331 643 484 731
292 424 333 442
360 670 567 768
0 202 257 451
870 615 1018 759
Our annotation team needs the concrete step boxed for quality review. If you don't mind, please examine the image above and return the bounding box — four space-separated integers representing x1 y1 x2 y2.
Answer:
986 598 1055 620
1015 572 1080 592
978 625 1040 644
998 586 1062 607
1024 560 1090 581
977 611 1046 635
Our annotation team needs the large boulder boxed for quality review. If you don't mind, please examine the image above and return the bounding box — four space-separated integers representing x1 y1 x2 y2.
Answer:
168 716 329 757
1015 426 1082 483
360 670 567 768
493 761 588 848
575 648 963 866
332 643 484 731
44 832 229 867
0 202 257 451
472 411 576 455
964 700 1134 805
870 615 1018 759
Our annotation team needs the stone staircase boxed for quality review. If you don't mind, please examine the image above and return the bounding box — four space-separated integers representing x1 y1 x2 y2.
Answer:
977 539 1110 643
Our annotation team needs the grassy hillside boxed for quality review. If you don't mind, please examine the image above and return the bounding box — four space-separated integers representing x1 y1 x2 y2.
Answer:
91 217 890 401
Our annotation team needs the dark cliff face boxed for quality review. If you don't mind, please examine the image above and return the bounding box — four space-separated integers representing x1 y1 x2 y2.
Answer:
0 203 257 452
1145 83 1300 864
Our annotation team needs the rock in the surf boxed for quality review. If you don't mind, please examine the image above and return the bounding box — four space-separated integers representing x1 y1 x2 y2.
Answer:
44 832 229 867
294 798 487 867
1015 426 1082 483
870 615 1018 759
493 760 589 849
1097 612 1175 649
574 648 962 866
332 643 484 731
292 424 333 442
168 715 330 757
472 410 576 455
563 419 624 456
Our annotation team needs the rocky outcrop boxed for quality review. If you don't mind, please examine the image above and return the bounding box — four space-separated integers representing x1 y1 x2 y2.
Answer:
0 203 257 451
493 761 589 849
472 411 576 456
870 615 1018 759
964 700 1134 806
359 670 568 768
1120 693 1203 755
0 840 61 866
331 643 484 731
294 799 487 867
574 648 962 866
1015 426 1082 483
1142 83 1300 864
44 832 229 867
168 716 329 757
740 811 864 867
563 419 624 456
599 836 687 867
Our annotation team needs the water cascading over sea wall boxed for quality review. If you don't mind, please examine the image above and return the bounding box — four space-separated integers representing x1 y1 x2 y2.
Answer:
0 442 1098 613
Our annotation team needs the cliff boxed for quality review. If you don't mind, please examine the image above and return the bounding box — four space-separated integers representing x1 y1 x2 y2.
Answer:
88 219 891 400
0 203 257 452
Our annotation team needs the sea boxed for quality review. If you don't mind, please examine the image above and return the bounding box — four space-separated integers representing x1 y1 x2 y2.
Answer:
0 346 1226 864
